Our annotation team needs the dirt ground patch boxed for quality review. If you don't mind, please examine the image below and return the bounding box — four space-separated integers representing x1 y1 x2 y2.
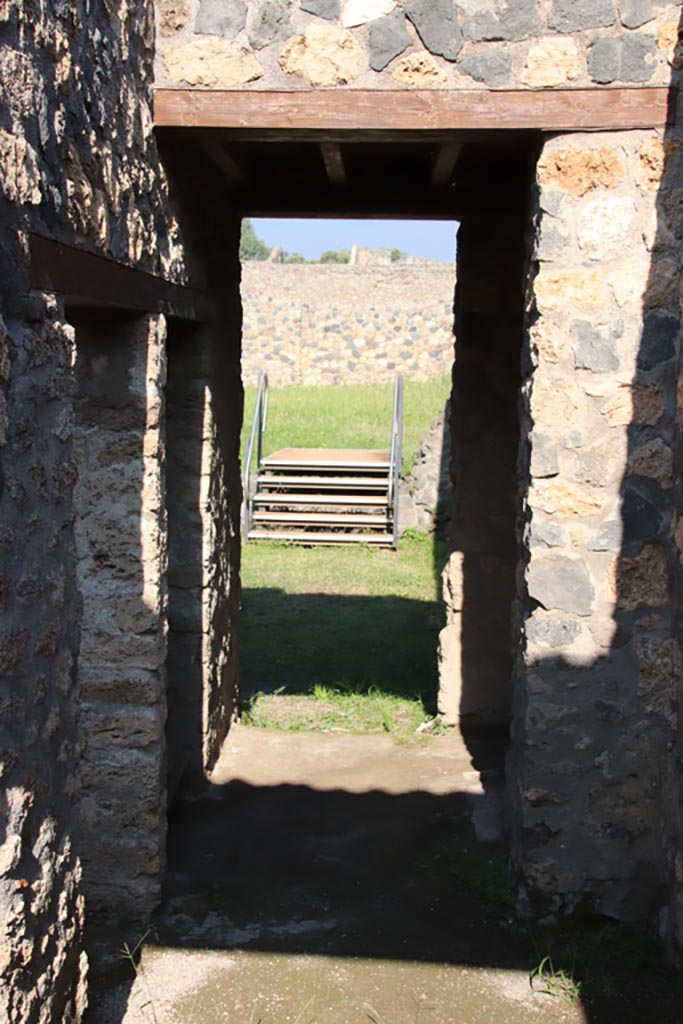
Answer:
86 727 682 1024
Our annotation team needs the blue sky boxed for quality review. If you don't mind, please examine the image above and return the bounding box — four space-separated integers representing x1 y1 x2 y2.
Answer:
252 218 458 263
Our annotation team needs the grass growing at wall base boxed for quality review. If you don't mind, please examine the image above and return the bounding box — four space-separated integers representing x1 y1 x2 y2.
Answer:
241 375 451 475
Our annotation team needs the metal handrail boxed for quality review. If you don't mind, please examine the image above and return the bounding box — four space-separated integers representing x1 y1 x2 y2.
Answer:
388 373 404 549
242 371 269 541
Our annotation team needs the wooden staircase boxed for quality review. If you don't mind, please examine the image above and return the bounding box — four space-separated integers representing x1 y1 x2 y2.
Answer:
243 375 403 548
248 448 394 546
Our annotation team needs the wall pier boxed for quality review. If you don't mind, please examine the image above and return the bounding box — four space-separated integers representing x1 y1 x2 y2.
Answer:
73 312 169 920
509 129 683 929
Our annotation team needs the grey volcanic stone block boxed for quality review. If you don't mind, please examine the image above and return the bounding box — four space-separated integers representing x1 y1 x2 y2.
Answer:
463 0 541 42
588 37 619 83
572 320 621 372
536 221 569 261
637 314 678 370
620 0 655 28
246 0 291 49
530 519 569 549
527 617 582 648
300 0 339 17
195 0 247 37
588 517 622 551
622 488 664 542
369 12 411 71
530 432 559 478
406 0 463 61
548 0 616 33
528 555 596 616
459 50 511 85
621 32 656 82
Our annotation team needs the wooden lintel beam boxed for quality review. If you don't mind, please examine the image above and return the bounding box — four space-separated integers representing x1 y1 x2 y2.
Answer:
320 141 346 188
199 133 246 187
154 87 675 133
431 141 463 186
29 235 215 322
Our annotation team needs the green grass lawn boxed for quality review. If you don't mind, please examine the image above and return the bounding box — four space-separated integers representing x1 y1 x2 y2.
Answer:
239 377 450 740
240 532 446 738
242 375 451 475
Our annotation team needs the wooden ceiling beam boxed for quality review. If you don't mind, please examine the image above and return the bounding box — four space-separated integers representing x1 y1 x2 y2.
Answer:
431 142 463 187
235 181 523 220
154 87 674 133
199 133 247 187
320 141 346 188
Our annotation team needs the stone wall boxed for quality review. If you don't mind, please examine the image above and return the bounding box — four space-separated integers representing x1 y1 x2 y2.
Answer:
508 127 683 932
157 0 681 91
241 260 455 386
0 299 87 1024
0 0 188 1012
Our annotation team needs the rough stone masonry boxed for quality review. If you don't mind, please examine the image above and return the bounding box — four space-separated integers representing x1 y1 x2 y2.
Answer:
3 0 683 1021
241 258 455 385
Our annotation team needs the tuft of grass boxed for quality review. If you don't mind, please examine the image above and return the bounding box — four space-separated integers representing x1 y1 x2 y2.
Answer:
120 930 164 1024
242 376 451 477
530 955 582 1006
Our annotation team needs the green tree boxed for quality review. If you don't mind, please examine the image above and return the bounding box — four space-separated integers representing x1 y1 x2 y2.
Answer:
283 251 306 263
240 219 270 261
390 248 406 262
319 249 350 264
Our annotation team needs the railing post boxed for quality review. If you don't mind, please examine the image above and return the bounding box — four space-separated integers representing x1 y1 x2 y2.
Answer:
389 374 403 550
243 371 268 543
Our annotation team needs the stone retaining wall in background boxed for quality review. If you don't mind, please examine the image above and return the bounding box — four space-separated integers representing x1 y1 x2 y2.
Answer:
241 260 456 385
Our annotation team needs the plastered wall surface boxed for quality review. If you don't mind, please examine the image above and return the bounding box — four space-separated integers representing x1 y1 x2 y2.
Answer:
241 260 455 386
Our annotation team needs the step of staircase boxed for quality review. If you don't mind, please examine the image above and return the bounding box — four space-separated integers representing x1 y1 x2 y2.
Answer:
248 530 394 546
246 447 397 548
257 474 389 491
253 511 390 527
253 493 389 507
261 448 391 472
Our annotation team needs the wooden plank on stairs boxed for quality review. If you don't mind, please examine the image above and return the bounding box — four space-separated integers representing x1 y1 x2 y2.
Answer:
253 511 391 526
259 474 389 489
262 448 390 470
253 493 389 506
248 530 394 545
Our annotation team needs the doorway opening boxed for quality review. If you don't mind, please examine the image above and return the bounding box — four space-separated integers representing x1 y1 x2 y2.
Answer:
157 130 540 959
157 126 541 836
238 215 456 738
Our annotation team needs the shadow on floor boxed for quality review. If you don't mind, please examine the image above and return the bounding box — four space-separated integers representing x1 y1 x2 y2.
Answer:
85 729 682 1024
240 588 442 706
